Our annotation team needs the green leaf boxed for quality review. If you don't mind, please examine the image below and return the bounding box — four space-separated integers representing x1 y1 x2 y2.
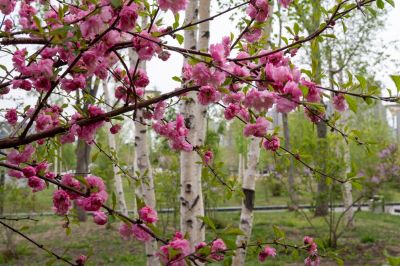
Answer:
336 258 344 266
272 225 285 239
198 216 216 231
355 75 367 90
223 227 244 236
390 75 400 93
175 34 184 45
293 23 300 35
377 0 385 9
172 76 182 82
384 0 395 7
110 0 122 8
344 95 358 113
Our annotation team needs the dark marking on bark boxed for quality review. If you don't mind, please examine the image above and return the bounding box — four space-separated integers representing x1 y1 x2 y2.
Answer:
201 31 210 39
139 129 146 134
185 184 192 193
190 195 200 210
243 188 255 211
240 218 250 226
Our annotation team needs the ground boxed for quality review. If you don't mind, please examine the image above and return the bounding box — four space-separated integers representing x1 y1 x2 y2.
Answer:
1 211 399 265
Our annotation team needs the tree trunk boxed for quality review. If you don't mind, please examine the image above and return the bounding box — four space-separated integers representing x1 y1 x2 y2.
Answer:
74 139 91 221
103 81 129 216
282 113 298 209
232 137 260 266
194 0 211 245
180 0 202 250
233 5 273 263
342 142 354 227
74 78 100 221
308 1 329 217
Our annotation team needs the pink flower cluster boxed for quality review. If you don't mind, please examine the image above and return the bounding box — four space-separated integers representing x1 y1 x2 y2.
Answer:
158 232 191 266
258 245 276 262
244 117 269 138
53 174 108 222
158 0 188 14
333 94 348 112
119 223 152 242
303 236 320 266
153 114 192 152
61 106 105 144
139 206 158 224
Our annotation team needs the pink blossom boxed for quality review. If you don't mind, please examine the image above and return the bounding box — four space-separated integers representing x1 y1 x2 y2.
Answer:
132 224 152 242
133 69 149 88
132 32 162 61
110 124 122 134
78 191 108 211
28 176 46 192
198 85 221 105
204 150 214 165
191 63 226 87
263 136 280 152
210 43 226 65
304 255 320 266
153 115 192 152
80 15 103 40
12 79 32 91
244 89 275 112
22 166 36 178
333 94 347 112
182 63 192 81
224 103 241 120
244 27 262 43
5 108 17 125
247 0 270 22
244 117 269 138
139 206 158 224
119 223 134 240
0 0 16 15
119 4 139 31
153 101 167 120
210 239 227 261
93 211 108 225
88 105 104 117
53 189 71 215
61 174 81 199
8 169 24 179
279 0 293 8
61 75 86 93
35 114 52 132
258 246 276 262
45 172 56 179
75 255 87 266
301 79 321 103
12 49 27 73
158 234 190 266
158 0 188 14
7 145 35 165
4 18 12 31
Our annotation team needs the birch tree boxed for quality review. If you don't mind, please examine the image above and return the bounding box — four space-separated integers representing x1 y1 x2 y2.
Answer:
179 0 204 249
233 4 273 264
102 80 129 216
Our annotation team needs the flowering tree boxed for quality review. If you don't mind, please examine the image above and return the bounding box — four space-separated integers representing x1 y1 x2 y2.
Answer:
0 0 398 265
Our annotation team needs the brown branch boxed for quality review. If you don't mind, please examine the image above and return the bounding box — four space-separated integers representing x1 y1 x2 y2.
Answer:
0 86 199 149
0 220 77 266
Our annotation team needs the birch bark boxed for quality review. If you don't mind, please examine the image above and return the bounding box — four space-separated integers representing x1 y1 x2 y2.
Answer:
102 80 129 216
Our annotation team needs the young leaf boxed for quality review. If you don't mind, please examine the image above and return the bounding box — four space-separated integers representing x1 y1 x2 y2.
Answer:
390 75 400 93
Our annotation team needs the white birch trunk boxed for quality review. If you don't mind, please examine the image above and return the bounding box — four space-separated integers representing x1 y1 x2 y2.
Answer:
103 81 129 216
342 141 354 227
232 137 260 266
131 43 160 264
193 0 211 245
233 4 273 264
180 0 202 249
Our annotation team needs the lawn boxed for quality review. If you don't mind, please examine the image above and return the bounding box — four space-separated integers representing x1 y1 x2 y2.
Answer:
1 211 399 265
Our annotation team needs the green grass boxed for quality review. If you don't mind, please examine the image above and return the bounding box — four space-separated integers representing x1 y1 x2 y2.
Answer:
1 211 399 265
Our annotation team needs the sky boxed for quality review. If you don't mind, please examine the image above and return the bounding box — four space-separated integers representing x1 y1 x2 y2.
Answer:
0 1 399 118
